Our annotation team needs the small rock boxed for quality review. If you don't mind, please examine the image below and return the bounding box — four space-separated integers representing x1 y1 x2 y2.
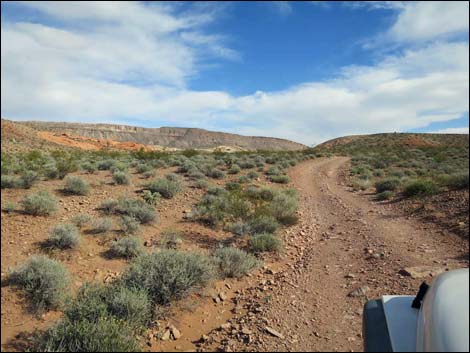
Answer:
161 329 171 341
265 327 284 339
169 325 182 340
348 286 369 297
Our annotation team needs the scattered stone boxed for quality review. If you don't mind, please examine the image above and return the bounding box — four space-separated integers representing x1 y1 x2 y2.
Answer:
348 286 370 297
161 329 171 341
169 325 182 340
219 292 228 301
399 266 446 279
265 327 284 339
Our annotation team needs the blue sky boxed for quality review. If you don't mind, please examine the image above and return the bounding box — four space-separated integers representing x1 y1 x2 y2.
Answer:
1 1 468 145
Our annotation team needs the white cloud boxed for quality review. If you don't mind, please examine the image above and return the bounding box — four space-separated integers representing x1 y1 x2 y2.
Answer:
389 1 469 42
271 2 293 16
430 127 469 134
1 1 469 146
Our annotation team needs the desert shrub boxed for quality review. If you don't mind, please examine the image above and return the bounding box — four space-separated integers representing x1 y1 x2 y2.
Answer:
47 223 80 249
4 201 17 213
160 230 183 249
56 158 78 179
70 214 91 228
228 165 241 174
375 178 401 193
97 159 115 170
109 236 143 259
249 233 282 253
248 215 279 234
1 175 20 188
194 179 209 189
31 316 141 352
440 172 469 190
207 168 225 179
213 247 260 278
9 255 69 312
110 161 129 173
269 175 290 184
225 181 241 191
351 177 371 191
403 179 438 198
226 221 251 236
106 285 151 328
20 170 38 189
247 171 259 179
44 164 59 179
238 161 256 169
122 250 215 305
146 178 181 199
116 198 156 224
136 163 152 174
141 190 160 206
81 162 97 174
266 166 281 176
238 175 250 183
100 199 118 214
376 190 394 201
88 217 112 234
119 216 140 235
64 176 90 195
142 170 156 179
178 161 197 174
165 172 180 182
112 171 131 185
188 169 205 180
21 191 58 216
269 189 298 222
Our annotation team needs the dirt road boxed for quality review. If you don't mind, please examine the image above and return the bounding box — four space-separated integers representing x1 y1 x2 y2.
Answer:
200 157 468 352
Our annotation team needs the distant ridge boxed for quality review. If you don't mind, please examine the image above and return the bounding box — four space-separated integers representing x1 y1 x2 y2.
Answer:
16 120 306 151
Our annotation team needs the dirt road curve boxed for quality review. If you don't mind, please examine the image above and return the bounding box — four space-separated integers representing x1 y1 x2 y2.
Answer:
203 157 468 352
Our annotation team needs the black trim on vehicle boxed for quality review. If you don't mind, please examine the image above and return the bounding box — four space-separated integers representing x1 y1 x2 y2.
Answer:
363 299 393 352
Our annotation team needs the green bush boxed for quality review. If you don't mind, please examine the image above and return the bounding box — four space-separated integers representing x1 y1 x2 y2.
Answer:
266 166 281 176
194 179 209 189
249 233 282 253
440 172 469 190
207 168 226 179
142 170 156 179
122 250 215 305
116 198 156 224
109 236 143 259
112 171 131 185
120 216 140 235
269 175 290 184
20 170 38 189
1 175 20 189
81 162 97 174
146 178 181 199
228 165 241 174
106 285 151 328
141 190 160 206
375 190 394 201
70 214 92 228
247 171 259 179
375 178 401 193
21 191 58 216
269 189 298 223
403 179 438 198
88 217 112 234
4 201 17 213
225 181 241 191
63 176 90 195
9 255 70 312
136 163 152 174
100 199 118 214
31 316 141 352
213 247 259 278
97 159 115 170
248 215 279 234
226 221 251 236
56 158 78 179
47 223 80 249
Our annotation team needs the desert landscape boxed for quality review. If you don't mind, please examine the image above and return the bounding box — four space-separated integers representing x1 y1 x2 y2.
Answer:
1 119 468 351
1 1 469 352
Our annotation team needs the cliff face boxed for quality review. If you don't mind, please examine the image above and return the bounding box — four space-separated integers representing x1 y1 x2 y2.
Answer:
17 121 306 151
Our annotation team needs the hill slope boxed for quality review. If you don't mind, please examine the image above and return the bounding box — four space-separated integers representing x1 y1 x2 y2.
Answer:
15 120 306 151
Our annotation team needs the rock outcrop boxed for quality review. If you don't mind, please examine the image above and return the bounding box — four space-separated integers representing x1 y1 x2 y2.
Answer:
17 121 306 151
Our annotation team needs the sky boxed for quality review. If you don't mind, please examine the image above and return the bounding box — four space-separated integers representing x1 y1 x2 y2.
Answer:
1 1 469 146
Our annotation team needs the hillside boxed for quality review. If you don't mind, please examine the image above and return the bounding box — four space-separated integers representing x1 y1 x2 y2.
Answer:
15 120 306 151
